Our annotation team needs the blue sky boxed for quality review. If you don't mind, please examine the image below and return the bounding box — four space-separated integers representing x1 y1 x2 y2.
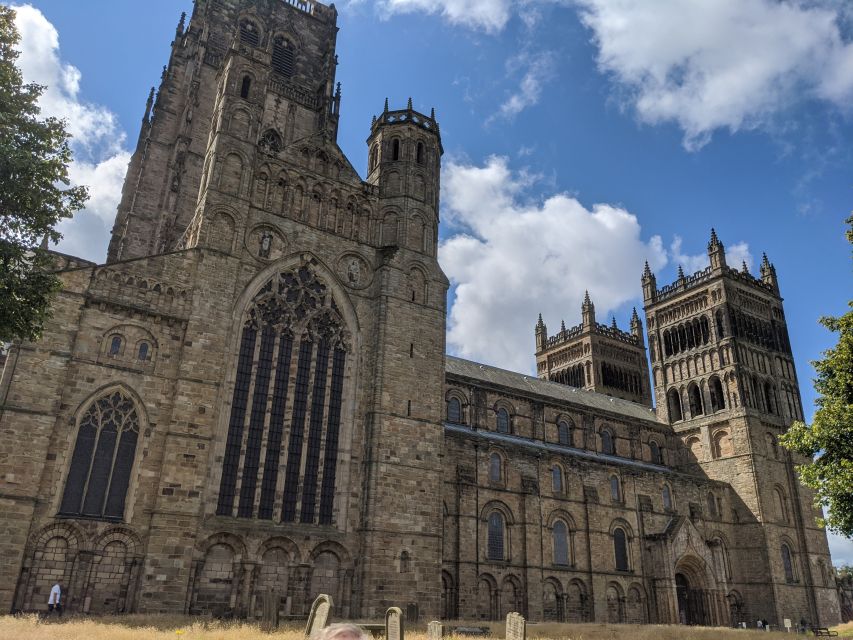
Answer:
9 1 853 563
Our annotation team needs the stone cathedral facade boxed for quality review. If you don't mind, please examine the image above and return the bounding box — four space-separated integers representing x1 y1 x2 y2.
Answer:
0 0 842 628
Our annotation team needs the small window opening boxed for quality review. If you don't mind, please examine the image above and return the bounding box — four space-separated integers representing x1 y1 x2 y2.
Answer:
392 138 400 161
410 343 414 358
240 76 251 99
109 336 122 356
416 141 425 164
138 342 149 361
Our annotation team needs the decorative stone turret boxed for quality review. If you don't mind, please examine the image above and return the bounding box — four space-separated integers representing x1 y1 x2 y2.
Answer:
708 227 726 271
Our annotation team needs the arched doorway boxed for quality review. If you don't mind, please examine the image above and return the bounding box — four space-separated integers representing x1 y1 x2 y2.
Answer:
675 572 708 625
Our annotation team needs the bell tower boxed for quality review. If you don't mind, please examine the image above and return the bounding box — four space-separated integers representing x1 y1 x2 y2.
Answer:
643 230 835 626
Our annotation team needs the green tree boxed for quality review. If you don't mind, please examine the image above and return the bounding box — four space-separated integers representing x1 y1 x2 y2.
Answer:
779 215 853 537
0 6 87 343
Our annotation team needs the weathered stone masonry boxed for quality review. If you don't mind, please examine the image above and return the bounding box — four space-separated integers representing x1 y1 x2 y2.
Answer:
0 0 841 627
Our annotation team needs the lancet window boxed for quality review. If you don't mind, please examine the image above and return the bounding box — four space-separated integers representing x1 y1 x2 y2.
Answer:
216 266 350 526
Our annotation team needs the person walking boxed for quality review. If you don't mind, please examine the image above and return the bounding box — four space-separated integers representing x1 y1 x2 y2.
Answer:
47 582 62 617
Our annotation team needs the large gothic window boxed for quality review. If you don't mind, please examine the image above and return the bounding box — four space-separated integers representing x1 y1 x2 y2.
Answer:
216 266 350 525
59 391 140 520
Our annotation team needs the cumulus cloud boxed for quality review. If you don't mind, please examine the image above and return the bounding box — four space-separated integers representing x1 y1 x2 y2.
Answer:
439 156 667 373
574 0 853 149
12 4 129 262
376 0 513 32
670 235 753 275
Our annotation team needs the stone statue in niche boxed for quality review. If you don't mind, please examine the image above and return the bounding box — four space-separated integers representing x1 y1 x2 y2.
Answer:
347 258 361 285
259 231 273 258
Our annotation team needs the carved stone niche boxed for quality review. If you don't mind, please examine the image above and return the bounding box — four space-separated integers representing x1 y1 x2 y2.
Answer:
336 252 372 289
246 224 286 262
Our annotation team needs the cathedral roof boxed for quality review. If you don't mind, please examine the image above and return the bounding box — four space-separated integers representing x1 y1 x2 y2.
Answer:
446 355 660 424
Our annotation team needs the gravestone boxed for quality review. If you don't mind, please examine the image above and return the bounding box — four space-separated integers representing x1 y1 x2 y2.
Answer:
386 606 404 640
305 594 333 638
427 621 444 640
505 612 526 640
261 591 280 632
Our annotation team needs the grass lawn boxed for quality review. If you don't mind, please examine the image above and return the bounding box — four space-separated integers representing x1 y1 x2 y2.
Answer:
5 615 852 640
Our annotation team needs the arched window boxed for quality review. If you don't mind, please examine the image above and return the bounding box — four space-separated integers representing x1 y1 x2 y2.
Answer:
400 550 411 573
553 521 569 565
551 466 563 494
667 388 683 422
59 391 140 519
662 485 672 510
259 129 282 153
109 335 122 356
557 420 572 446
240 75 251 99
369 145 379 172
709 376 725 412
610 475 621 502
649 440 662 465
496 408 510 434
764 381 776 415
272 36 295 77
489 453 502 483
716 309 726 339
391 138 400 161
487 511 505 560
239 20 260 47
613 527 629 571
137 342 149 361
707 491 718 518
216 266 349 525
601 429 614 455
688 384 704 417
416 141 425 164
447 397 462 424
781 544 795 583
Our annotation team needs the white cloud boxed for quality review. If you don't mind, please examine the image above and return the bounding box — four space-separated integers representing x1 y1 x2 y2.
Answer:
439 155 667 372
12 4 129 262
669 235 753 275
491 50 556 121
376 0 513 32
574 0 853 149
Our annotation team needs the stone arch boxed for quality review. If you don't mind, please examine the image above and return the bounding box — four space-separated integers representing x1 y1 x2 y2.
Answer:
218 152 245 196
190 533 246 616
208 211 237 253
229 107 252 138
487 449 506 484
708 532 732 584
306 541 353 616
441 570 456 619
566 578 589 622
625 583 647 624
543 577 563 621
409 213 426 252
605 582 625 623
476 573 498 620
407 263 428 304
14 522 84 612
685 435 702 463
482 500 513 561
381 210 399 246
445 388 468 424
251 536 299 619
674 554 715 625
493 400 514 434
712 429 733 458
86 527 143 615
500 574 522 618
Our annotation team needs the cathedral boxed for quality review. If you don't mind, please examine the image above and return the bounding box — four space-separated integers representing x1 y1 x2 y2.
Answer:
0 0 842 628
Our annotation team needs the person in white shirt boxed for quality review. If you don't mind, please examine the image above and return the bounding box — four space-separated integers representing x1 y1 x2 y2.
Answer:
47 582 62 616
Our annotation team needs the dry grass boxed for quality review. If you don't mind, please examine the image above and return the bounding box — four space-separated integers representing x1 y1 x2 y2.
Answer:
1 615 836 640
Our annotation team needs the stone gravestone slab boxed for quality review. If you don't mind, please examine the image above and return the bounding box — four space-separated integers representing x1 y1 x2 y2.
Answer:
386 607 404 640
261 591 280 632
305 594 334 638
427 621 444 640
505 612 526 640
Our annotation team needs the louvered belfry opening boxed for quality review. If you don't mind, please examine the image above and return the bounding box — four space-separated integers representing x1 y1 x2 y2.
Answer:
217 266 349 526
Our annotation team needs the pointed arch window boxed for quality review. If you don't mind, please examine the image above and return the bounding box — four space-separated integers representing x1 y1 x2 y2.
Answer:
59 391 140 520
781 544 795 583
216 266 349 525
553 520 569 566
272 36 296 77
487 511 505 560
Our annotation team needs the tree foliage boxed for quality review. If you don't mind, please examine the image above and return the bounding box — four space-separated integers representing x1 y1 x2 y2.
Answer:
0 6 87 343
779 215 853 537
